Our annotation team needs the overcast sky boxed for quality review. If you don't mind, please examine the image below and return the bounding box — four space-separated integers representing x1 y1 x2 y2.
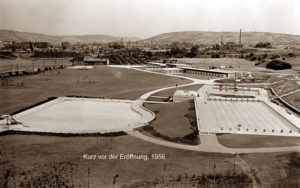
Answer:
0 0 299 38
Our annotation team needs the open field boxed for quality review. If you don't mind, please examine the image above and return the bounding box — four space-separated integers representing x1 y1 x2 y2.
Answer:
0 58 71 73
217 134 300 148
0 66 190 114
283 91 300 110
141 100 199 145
272 80 300 95
240 152 300 188
0 134 246 188
177 58 299 81
284 57 300 71
0 134 299 187
176 58 256 72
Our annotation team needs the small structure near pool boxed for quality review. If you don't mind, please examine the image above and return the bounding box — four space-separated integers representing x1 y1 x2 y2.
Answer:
83 57 109 65
173 90 198 102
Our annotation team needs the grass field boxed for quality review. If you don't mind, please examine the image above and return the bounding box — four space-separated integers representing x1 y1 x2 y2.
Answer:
272 80 300 95
283 91 300 110
176 56 300 74
240 152 299 188
285 57 300 71
0 134 245 188
141 100 199 145
176 58 256 72
217 134 300 148
0 134 298 187
0 58 71 73
0 66 190 114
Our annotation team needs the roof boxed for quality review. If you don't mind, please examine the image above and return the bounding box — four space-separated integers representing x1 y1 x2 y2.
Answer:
148 62 166 67
166 63 189 68
161 68 183 71
83 57 107 62
182 67 237 74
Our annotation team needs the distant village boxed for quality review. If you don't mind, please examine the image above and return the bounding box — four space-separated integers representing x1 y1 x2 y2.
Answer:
0 30 298 76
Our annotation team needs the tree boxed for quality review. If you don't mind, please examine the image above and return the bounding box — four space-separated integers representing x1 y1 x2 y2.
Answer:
266 60 292 70
211 53 220 58
255 42 272 48
189 45 199 57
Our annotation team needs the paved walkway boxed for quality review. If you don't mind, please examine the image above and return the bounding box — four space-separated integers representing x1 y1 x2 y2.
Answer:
128 131 300 154
279 89 300 98
129 67 216 128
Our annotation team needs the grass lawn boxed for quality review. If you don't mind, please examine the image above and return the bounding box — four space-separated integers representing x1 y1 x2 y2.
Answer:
240 152 300 188
176 58 299 82
0 134 298 187
0 134 247 188
283 91 300 110
140 100 199 145
0 58 71 73
285 57 300 71
217 134 300 148
0 66 190 114
176 58 256 72
272 80 300 95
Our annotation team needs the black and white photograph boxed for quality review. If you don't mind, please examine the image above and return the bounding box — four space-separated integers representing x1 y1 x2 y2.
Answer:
0 0 299 187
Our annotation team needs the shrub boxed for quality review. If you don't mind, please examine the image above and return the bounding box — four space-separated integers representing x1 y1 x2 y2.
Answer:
270 55 280 59
266 60 292 70
288 53 294 57
0 51 17 59
211 53 220 58
250 56 257 61
255 42 272 48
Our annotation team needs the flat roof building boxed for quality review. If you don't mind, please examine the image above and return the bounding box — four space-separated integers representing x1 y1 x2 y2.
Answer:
182 67 237 78
83 57 109 65
148 62 166 68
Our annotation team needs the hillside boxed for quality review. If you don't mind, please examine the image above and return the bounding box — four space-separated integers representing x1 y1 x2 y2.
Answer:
142 31 300 45
0 30 139 44
2 30 300 46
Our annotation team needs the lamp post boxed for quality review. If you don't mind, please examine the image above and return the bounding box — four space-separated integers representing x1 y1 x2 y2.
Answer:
87 167 90 188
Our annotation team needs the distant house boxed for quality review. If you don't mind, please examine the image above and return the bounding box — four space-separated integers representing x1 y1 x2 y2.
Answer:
221 42 243 50
182 67 237 78
34 42 51 49
148 62 166 68
83 57 109 65
159 68 184 74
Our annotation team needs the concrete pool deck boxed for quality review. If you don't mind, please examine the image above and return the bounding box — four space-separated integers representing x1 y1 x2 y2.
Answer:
195 99 300 137
0 97 154 133
196 85 300 137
